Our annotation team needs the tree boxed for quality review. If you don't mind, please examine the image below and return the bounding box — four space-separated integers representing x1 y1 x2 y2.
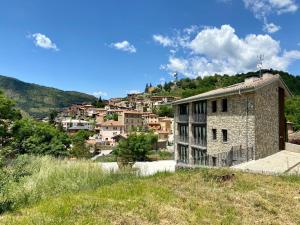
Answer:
113 131 158 167
285 96 300 131
155 105 174 117
6 119 71 158
144 83 149 93
92 97 106 108
69 130 92 158
104 113 118 121
0 91 21 147
49 110 58 125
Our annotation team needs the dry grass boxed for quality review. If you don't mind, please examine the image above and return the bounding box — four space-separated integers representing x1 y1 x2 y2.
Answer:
1 168 300 225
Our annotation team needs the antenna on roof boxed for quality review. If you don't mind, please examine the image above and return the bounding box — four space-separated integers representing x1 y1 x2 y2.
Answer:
257 54 264 78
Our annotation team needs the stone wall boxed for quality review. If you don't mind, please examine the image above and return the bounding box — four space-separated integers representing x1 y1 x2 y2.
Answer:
254 81 280 159
206 93 256 155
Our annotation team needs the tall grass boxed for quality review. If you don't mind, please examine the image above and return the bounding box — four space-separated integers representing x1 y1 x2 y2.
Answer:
0 155 134 213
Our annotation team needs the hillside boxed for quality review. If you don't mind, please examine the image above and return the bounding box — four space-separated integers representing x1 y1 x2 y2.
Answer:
0 75 97 118
1 156 299 225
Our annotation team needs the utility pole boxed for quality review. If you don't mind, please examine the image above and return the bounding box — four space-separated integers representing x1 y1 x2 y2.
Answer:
257 54 264 78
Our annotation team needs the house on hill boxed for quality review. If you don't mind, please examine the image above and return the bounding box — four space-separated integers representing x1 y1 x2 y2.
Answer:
172 73 292 167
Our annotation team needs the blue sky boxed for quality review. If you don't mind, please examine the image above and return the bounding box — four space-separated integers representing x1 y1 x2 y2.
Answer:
0 0 300 98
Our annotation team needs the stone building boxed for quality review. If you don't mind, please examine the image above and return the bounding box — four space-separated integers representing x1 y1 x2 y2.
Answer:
173 74 292 167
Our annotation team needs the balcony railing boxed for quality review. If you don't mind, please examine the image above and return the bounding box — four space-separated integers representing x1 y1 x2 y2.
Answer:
178 114 189 122
192 113 207 123
176 135 189 143
192 138 207 147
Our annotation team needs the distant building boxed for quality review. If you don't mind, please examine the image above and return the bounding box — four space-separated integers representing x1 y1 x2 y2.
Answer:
62 119 94 133
96 120 124 146
173 74 292 167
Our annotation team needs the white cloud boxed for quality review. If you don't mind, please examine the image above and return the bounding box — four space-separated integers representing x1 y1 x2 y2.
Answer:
153 35 174 47
29 33 59 51
126 90 141 94
159 24 300 77
159 77 166 85
263 22 281 33
242 0 298 33
92 91 108 98
110 40 136 53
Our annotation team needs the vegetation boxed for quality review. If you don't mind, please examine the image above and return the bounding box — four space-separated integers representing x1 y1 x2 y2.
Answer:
92 96 106 108
286 96 300 131
0 75 96 118
104 112 118 121
69 130 93 158
1 166 300 224
154 105 174 117
113 131 158 166
0 155 135 214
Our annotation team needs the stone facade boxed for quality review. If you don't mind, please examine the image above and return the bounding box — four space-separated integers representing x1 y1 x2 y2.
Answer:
173 74 291 167
254 81 280 158
207 93 255 155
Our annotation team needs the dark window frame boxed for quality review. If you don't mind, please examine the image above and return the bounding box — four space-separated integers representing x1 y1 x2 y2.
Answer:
222 129 228 143
212 129 217 140
212 101 217 113
222 99 228 112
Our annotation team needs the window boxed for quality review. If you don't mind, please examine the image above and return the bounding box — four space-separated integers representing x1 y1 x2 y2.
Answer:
222 129 228 142
212 101 217 113
212 129 217 140
212 157 217 167
179 104 188 115
222 99 228 112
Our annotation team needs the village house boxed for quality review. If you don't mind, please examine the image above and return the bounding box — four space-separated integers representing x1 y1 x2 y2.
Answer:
61 118 94 133
96 120 124 146
173 74 292 167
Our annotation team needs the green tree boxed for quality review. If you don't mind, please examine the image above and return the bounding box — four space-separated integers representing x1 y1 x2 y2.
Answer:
0 91 21 147
49 110 58 125
155 105 174 117
285 96 300 131
113 131 158 166
69 130 92 158
104 113 118 121
92 97 106 108
6 119 70 158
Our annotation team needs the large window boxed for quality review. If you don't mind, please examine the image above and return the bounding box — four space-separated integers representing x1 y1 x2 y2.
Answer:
212 101 217 113
222 99 228 112
192 148 208 165
193 125 207 146
222 129 228 142
194 101 207 114
179 104 188 115
178 124 189 142
178 144 189 164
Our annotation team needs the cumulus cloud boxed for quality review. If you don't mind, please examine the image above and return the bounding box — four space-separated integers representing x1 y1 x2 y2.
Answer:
29 33 59 51
242 0 298 33
126 90 141 94
110 40 136 53
263 22 281 33
153 35 174 47
159 24 300 77
92 91 108 98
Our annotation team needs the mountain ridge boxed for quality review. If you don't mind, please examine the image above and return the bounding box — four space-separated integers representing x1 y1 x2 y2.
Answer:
0 75 97 118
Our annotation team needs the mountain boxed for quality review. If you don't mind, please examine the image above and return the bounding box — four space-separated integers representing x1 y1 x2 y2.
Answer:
0 75 97 118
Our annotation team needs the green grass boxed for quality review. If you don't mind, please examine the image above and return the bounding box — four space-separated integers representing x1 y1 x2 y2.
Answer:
1 158 300 225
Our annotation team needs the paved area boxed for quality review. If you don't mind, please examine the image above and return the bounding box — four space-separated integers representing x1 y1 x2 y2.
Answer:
232 150 300 174
99 160 176 176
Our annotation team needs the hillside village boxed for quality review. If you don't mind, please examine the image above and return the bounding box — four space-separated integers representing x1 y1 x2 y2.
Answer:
54 93 178 153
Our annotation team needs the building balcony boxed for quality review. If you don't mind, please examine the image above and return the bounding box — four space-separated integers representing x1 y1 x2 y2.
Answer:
192 138 207 147
178 114 189 122
192 113 207 123
176 135 189 143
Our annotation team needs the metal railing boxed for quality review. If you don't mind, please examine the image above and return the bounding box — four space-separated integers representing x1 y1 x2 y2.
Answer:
176 135 189 143
192 138 207 147
178 114 189 122
192 113 207 123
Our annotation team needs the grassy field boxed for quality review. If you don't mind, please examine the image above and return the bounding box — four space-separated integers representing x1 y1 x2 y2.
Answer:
0 157 300 225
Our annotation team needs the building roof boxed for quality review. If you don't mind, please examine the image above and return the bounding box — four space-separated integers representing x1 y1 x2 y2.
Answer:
173 74 292 105
99 120 124 127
